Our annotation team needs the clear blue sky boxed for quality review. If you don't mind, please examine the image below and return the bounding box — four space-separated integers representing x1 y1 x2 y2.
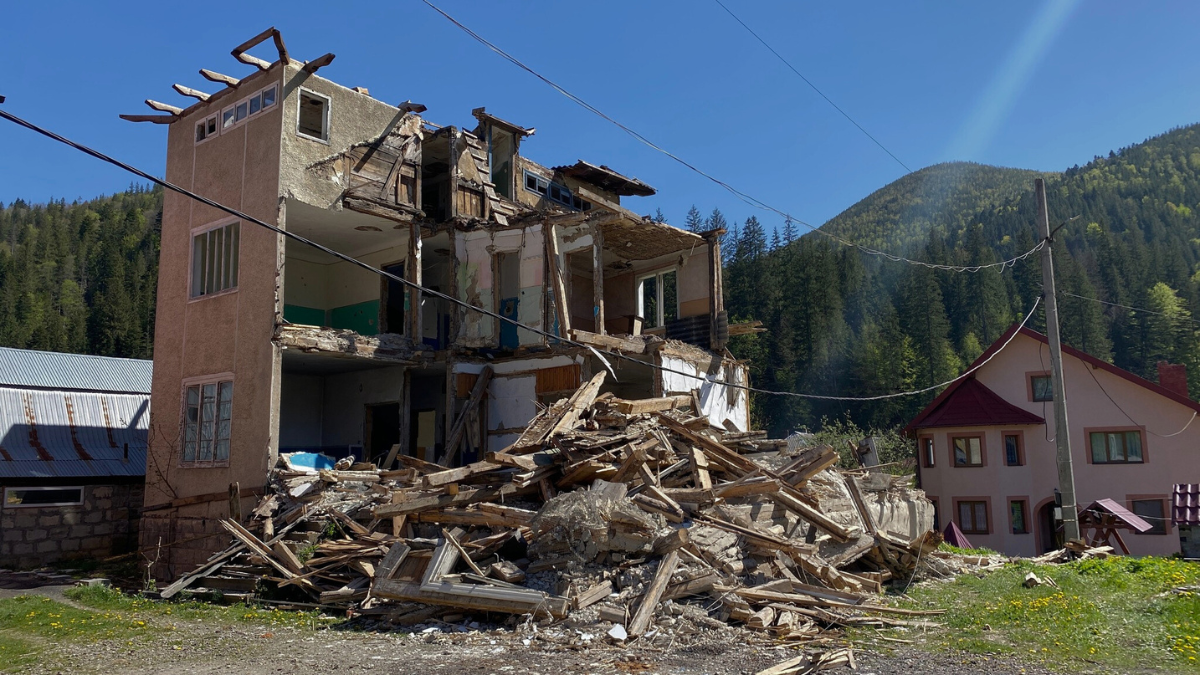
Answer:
2 1 1199 235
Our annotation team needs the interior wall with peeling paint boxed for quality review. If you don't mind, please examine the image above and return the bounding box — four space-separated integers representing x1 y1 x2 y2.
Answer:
659 354 749 431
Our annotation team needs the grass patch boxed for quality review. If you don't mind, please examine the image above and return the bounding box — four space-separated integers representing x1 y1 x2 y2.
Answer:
937 542 999 557
65 584 340 631
885 556 1200 673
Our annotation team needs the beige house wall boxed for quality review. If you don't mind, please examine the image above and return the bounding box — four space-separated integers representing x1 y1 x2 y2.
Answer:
143 65 286 573
917 333 1197 557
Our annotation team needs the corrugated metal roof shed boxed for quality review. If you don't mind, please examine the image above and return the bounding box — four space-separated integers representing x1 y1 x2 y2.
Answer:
0 347 151 394
1173 484 1200 526
0 388 148 479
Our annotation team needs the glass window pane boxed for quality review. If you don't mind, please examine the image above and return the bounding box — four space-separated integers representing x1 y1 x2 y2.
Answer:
222 107 235 129
249 94 261 115
975 503 987 531
261 86 276 108
1108 432 1124 461
1011 502 1025 533
641 277 659 328
663 271 678 324
235 101 248 121
207 117 217 135
215 439 230 461
954 438 967 465
196 123 206 142
969 438 981 465
192 231 206 297
1126 431 1143 462
1033 376 1053 401
229 222 240 289
200 383 216 461
1133 500 1165 534
1090 432 1106 463
1005 435 1019 465
959 502 972 530
183 386 199 462
206 229 218 295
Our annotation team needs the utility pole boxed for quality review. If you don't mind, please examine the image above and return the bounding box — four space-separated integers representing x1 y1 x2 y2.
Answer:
1036 178 1081 543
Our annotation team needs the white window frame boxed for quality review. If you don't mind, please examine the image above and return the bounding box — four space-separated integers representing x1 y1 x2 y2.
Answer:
195 113 219 145
188 218 240 301
215 83 280 136
3 486 84 508
637 268 679 330
296 87 331 144
180 374 235 467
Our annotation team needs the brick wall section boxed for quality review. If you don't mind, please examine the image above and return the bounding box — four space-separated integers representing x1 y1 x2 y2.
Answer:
0 483 143 569
140 513 230 581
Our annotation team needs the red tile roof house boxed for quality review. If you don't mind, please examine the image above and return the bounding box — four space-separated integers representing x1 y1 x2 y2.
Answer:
906 326 1200 557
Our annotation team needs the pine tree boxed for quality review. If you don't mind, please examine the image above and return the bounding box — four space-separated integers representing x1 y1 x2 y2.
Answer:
685 206 704 232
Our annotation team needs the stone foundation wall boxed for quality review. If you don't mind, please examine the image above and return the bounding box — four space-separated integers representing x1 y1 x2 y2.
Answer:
0 483 143 569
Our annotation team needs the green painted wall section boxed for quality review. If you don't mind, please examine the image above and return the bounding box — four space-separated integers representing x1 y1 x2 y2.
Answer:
283 304 327 327
330 300 380 336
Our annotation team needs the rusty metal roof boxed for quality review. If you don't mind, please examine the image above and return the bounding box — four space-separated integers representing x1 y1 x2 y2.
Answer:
1173 484 1200 526
0 388 148 479
0 347 151 394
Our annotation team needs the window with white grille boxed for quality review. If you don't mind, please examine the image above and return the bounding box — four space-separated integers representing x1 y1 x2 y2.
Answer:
191 221 240 298
182 379 233 465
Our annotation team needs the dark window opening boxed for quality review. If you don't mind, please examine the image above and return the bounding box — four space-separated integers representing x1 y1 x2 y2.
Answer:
1010 500 1028 534
1132 499 1166 535
298 92 329 141
381 262 406 335
1031 375 1053 402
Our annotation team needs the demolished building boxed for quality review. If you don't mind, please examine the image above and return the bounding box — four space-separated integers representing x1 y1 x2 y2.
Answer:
126 29 746 577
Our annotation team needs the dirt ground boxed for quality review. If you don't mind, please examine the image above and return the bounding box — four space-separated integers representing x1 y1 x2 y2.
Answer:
1 584 1060 675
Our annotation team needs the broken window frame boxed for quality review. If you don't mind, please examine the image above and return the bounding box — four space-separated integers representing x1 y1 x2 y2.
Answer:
189 219 240 300
181 377 234 467
195 113 219 144
637 268 679 331
522 170 590 211
297 88 331 144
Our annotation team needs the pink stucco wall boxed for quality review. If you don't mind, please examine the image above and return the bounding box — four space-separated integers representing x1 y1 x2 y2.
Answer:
916 332 1196 557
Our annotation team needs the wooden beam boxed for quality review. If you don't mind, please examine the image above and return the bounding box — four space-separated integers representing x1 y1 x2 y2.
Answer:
232 27 287 68
301 53 335 74
442 367 493 466
407 218 423 342
199 69 240 88
120 114 175 124
628 549 680 636
172 84 211 101
544 221 571 338
374 579 569 619
592 223 605 335
545 371 606 440
145 99 183 115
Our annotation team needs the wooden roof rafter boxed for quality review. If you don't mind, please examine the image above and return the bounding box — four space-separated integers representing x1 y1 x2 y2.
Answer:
232 26 290 71
172 84 211 102
199 69 241 88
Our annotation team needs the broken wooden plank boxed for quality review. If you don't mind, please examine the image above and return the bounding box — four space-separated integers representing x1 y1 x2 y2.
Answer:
374 579 569 619
573 580 613 610
442 366 493 466
628 549 680 637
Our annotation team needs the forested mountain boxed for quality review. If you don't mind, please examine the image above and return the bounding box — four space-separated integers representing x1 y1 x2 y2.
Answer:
716 124 1200 436
821 162 1050 253
0 186 161 359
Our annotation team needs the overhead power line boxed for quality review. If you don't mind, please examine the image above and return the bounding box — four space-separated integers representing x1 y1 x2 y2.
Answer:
422 1 1045 275
0 107 1040 401
1061 291 1200 327
710 0 913 174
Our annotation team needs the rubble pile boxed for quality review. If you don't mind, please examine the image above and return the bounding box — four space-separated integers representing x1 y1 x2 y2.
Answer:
162 372 944 667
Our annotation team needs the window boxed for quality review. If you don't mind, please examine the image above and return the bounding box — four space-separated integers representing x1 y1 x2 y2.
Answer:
952 435 983 467
191 221 240 298
3 487 84 508
1003 433 1023 466
1131 499 1167 535
235 100 249 123
958 500 989 534
523 171 591 211
298 90 330 142
216 84 278 136
1089 429 1144 464
920 436 935 468
1031 374 1053 402
182 379 233 465
261 84 277 109
1010 500 1029 534
195 114 218 143
638 269 679 330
